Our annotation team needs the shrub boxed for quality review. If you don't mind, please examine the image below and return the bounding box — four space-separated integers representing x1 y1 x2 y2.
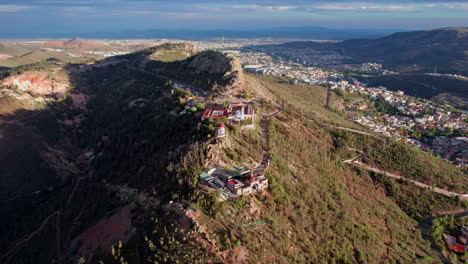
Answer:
196 102 206 110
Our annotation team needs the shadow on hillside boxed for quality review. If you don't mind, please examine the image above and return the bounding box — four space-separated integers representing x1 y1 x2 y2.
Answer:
0 48 216 263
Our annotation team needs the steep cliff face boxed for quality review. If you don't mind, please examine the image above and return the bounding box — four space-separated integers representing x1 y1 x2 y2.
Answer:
187 50 247 94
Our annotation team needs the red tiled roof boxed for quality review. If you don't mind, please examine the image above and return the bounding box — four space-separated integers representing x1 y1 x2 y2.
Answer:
202 109 228 119
450 244 465 252
201 109 211 119
228 179 237 184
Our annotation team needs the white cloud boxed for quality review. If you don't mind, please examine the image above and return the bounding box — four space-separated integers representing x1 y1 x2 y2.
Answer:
309 2 415 12
426 3 468 11
0 4 33 12
228 5 297 12
128 10 154 14
62 6 96 12
308 2 468 13
38 0 98 4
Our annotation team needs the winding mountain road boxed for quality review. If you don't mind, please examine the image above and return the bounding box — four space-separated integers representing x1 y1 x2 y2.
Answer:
344 155 468 201
297 111 385 140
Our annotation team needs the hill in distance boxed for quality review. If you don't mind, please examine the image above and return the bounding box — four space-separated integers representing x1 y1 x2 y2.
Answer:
0 49 88 68
283 27 468 74
43 37 106 50
340 27 468 72
0 43 32 57
0 38 132 68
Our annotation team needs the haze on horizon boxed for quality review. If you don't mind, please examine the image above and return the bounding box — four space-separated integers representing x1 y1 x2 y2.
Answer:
1 0 468 36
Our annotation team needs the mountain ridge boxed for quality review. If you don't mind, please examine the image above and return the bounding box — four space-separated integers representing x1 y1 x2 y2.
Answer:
281 27 468 74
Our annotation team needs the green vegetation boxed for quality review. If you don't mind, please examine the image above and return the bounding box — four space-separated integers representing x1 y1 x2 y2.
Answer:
250 74 360 128
147 42 197 62
252 73 467 192
225 116 264 166
332 129 467 192
199 110 438 263
0 43 32 56
0 59 74 78
0 49 88 68
106 211 207 264
144 48 238 95
370 171 466 221
361 74 468 102
150 49 194 62
430 216 455 251
79 64 208 197
429 215 468 264
0 49 210 263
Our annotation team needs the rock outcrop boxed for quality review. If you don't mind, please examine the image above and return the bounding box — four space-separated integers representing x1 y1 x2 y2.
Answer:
147 42 198 62
145 43 247 96
188 50 246 91
0 70 70 96
186 50 247 95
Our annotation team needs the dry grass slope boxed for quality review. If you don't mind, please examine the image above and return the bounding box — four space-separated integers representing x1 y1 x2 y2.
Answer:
191 74 453 263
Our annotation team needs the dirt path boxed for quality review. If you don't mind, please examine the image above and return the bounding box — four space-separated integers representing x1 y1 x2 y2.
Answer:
297 111 384 140
342 149 365 163
344 149 468 263
331 125 384 140
1 210 61 264
1 151 86 263
345 158 468 201
254 105 283 174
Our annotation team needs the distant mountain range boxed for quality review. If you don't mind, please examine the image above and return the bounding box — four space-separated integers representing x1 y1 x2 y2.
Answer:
282 27 468 74
1 26 402 40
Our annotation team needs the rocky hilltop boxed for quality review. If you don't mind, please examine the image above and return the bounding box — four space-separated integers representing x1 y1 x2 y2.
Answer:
147 42 198 61
187 50 247 94
143 43 247 95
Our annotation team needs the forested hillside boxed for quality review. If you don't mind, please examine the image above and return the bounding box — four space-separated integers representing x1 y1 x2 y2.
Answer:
0 45 211 263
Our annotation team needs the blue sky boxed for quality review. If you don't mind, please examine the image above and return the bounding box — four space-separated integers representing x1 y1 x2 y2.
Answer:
1 0 467 34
